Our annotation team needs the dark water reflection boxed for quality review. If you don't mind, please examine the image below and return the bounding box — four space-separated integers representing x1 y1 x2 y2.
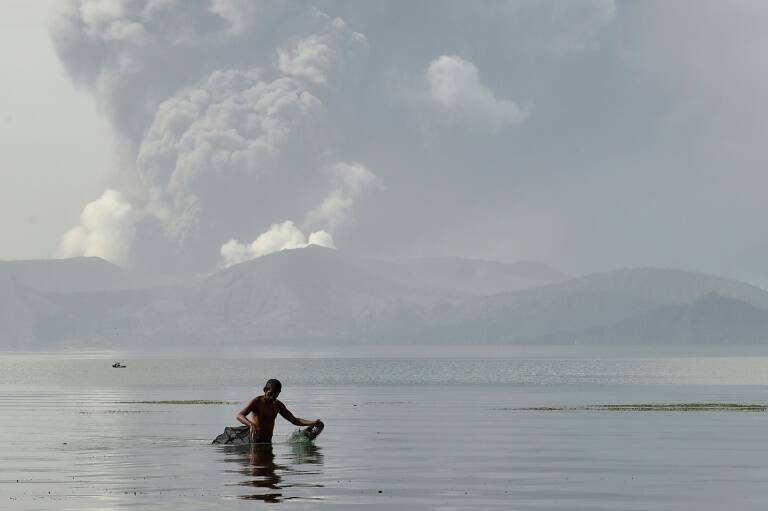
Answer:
219 442 324 502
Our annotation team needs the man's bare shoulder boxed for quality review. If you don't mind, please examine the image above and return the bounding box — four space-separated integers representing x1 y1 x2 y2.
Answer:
239 396 261 415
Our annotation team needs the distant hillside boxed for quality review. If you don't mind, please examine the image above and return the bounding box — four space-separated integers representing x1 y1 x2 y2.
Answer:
540 294 768 345
0 280 71 348
0 257 133 293
425 286 660 343
423 267 768 344
182 246 444 340
396 257 568 295
0 257 191 293
3 247 568 347
2 248 768 349
557 268 768 309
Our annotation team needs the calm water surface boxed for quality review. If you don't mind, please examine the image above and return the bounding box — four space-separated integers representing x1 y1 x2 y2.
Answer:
3 353 768 509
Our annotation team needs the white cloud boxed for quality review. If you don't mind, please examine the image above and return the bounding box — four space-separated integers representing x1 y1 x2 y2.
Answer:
426 55 529 127
207 0 262 34
218 161 377 268
278 15 367 85
58 189 138 266
307 229 335 248
219 220 334 267
306 161 379 231
77 0 146 42
279 34 334 84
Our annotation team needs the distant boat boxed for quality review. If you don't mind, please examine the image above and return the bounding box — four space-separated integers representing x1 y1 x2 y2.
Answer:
111 362 126 368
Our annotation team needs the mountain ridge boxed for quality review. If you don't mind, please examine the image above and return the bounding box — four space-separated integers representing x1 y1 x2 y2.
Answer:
2 248 767 349
537 293 768 345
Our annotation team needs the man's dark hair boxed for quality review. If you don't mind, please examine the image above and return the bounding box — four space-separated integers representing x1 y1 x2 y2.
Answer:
264 378 282 392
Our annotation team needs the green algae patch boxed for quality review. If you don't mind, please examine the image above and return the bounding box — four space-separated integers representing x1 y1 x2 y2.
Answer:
116 400 238 405
512 403 768 412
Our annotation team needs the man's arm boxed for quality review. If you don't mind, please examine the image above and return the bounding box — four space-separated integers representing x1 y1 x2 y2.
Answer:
277 401 321 427
236 398 257 428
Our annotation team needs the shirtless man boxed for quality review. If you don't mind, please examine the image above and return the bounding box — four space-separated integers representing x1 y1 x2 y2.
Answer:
236 379 323 443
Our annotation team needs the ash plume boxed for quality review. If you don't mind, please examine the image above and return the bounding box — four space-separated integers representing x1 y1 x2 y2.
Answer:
51 1 616 271
52 1 372 270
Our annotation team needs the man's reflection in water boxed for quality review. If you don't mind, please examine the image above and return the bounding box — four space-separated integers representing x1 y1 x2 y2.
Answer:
221 441 323 502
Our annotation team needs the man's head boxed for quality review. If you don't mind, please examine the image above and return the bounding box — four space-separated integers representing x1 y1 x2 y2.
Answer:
263 378 282 401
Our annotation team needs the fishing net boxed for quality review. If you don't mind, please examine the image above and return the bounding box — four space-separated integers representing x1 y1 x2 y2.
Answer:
212 425 251 445
212 422 324 445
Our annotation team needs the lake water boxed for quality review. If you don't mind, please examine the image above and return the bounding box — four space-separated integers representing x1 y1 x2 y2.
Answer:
3 350 768 509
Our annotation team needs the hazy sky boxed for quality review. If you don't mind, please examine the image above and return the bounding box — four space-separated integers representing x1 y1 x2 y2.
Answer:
2 1 767 286
0 0 112 261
